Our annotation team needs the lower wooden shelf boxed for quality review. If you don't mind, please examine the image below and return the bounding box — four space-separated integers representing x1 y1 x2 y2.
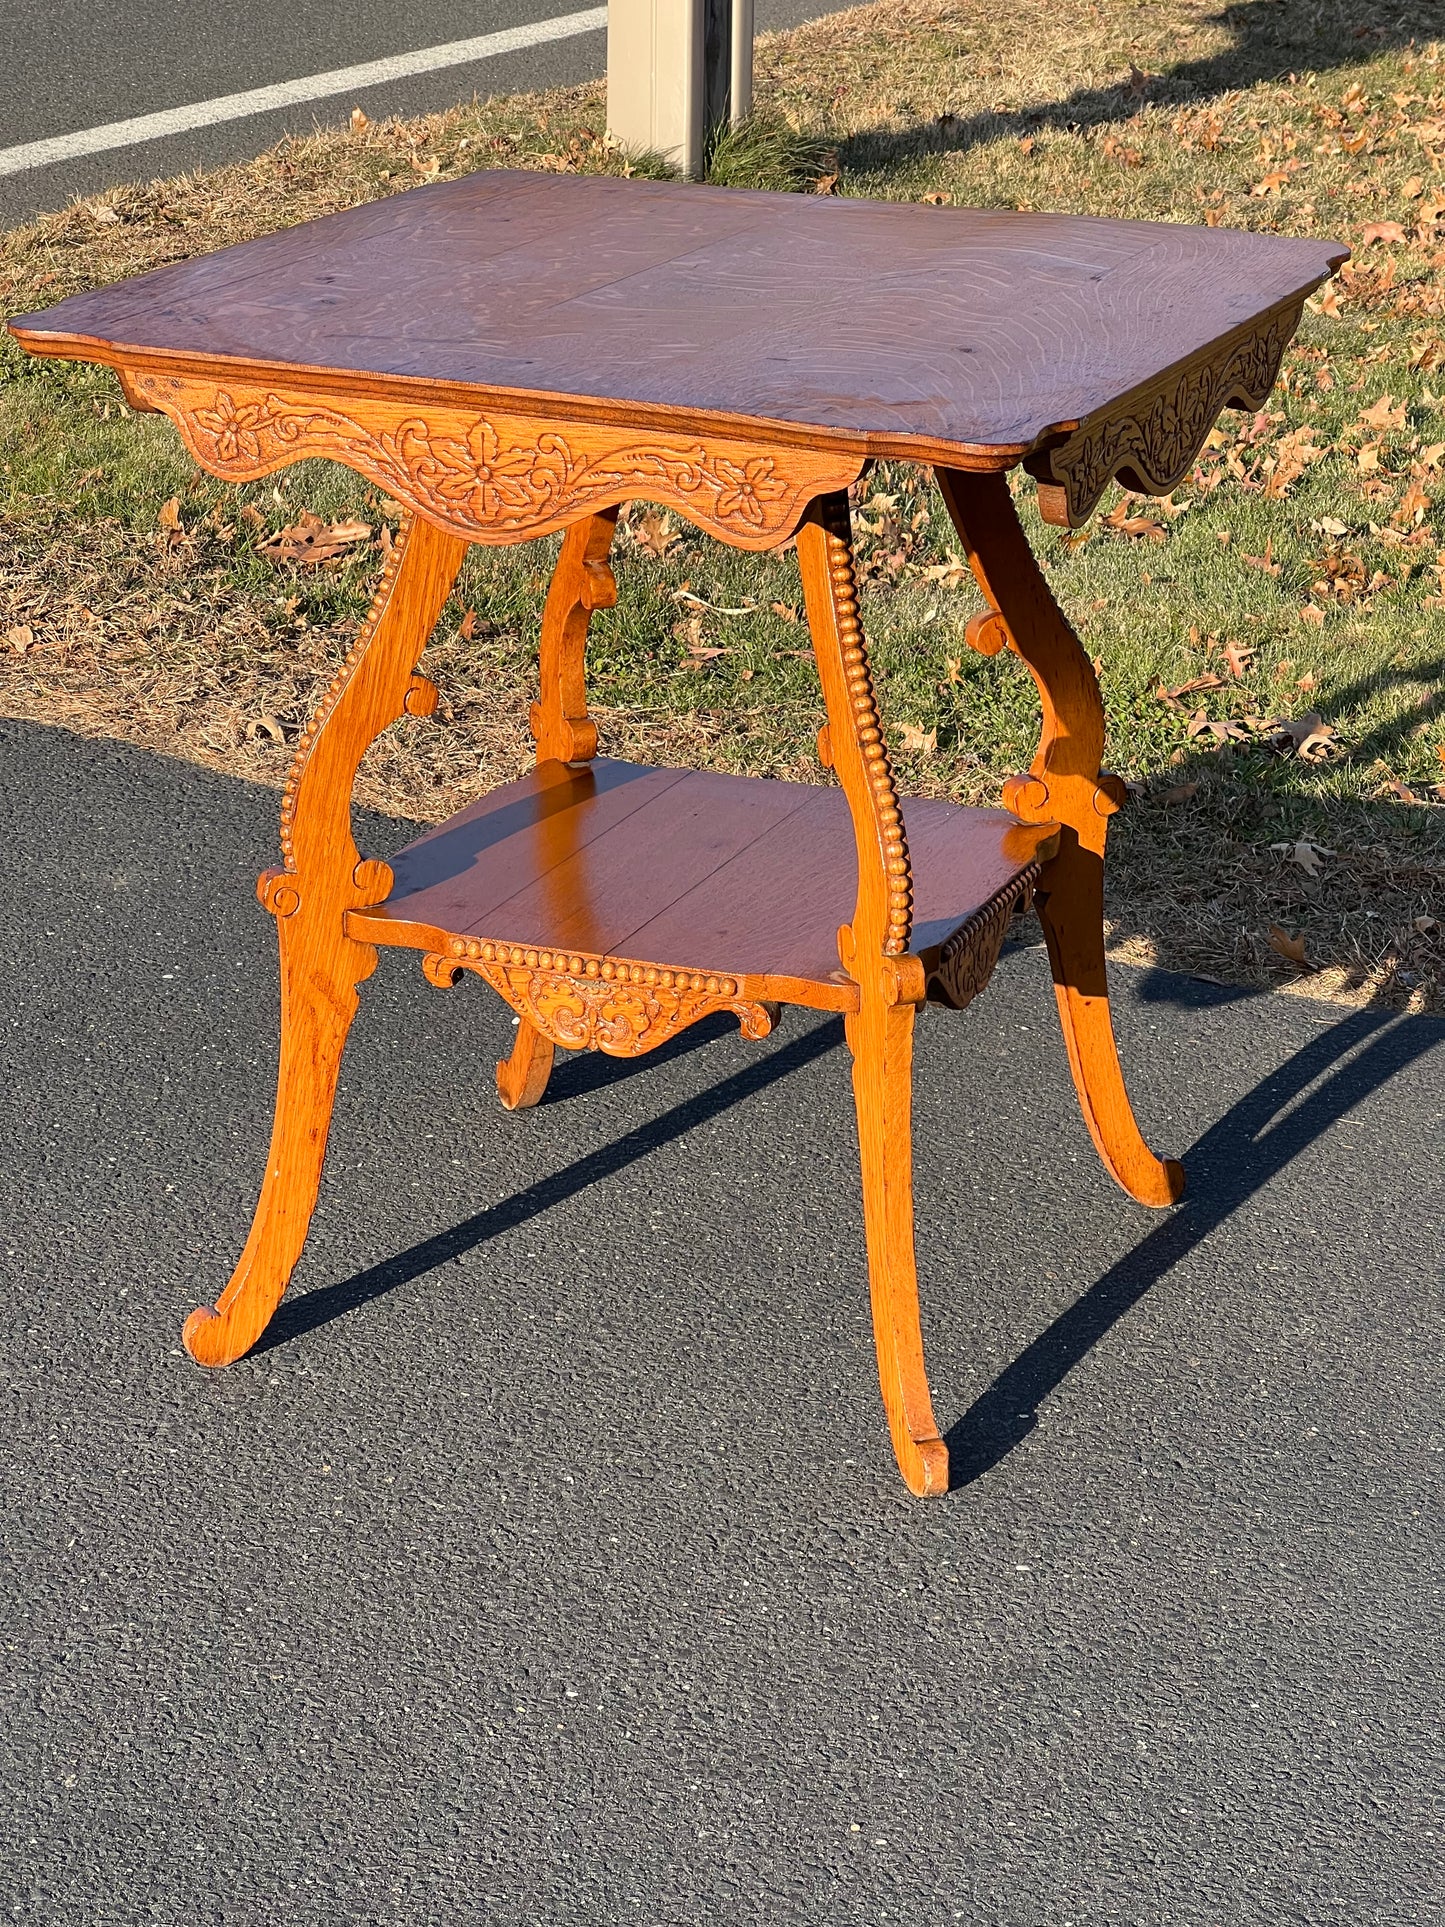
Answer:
346 758 1057 1015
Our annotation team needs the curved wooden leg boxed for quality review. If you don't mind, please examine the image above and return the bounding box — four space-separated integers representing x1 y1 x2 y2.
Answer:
1035 837 1185 1208
798 491 945 1495
183 923 364 1365
496 1018 556 1110
184 513 469 1365
935 466 1183 1210
846 1001 948 1497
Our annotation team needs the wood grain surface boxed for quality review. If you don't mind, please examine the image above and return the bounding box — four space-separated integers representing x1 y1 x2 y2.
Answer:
183 512 467 1369
939 465 1186 1208
349 756 1055 1008
9 170 1343 477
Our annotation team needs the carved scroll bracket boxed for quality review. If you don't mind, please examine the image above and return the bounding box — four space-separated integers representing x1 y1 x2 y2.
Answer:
124 369 865 551
1023 301 1302 528
424 937 779 1057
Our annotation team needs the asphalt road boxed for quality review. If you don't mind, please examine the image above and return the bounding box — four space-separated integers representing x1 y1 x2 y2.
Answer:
0 0 855 227
2 715 1442 1923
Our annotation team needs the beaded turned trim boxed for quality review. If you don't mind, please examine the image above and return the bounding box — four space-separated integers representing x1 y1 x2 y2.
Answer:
277 514 412 870
925 864 1042 1012
815 494 913 957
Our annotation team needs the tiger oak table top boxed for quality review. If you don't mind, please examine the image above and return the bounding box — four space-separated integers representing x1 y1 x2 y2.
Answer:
10 170 1345 526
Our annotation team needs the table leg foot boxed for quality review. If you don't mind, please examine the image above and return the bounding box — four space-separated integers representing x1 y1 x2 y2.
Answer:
1036 839 1185 1209
184 957 362 1366
496 1019 556 1110
848 1002 950 1497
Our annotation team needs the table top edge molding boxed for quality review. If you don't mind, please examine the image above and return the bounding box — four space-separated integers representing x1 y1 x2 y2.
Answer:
7 323 1045 467
1023 293 1310 528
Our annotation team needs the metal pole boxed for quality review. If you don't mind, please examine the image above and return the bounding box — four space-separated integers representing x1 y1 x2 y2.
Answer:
605 0 751 178
729 0 753 125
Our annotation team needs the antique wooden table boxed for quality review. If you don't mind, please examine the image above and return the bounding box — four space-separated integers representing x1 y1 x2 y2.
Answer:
10 173 1343 1494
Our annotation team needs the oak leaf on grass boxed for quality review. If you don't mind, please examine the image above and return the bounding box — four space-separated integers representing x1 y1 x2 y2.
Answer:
1222 640 1257 678
1357 394 1408 434
1269 711 1338 760
260 511 371 566
633 509 678 559
1101 499 1166 541
1157 673 1225 707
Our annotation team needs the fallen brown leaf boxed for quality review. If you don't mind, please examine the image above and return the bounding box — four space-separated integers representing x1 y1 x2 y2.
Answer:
1186 709 1249 744
1101 500 1166 541
1222 640 1256 679
458 608 478 640
1240 538 1281 577
899 724 938 756
1267 924 1309 967
260 511 372 566
1160 781 1200 806
1360 220 1409 245
5 624 34 655
1393 479 1432 529
1358 394 1407 433
1157 673 1226 707
157 497 182 532
1272 838 1332 877
634 509 678 559
1270 711 1338 759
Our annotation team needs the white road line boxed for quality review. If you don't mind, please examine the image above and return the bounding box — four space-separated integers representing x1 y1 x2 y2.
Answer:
0 7 609 178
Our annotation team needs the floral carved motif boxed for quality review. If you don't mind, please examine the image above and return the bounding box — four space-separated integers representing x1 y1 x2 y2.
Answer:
423 937 779 1057
129 371 861 548
925 867 1041 1012
1024 302 1302 528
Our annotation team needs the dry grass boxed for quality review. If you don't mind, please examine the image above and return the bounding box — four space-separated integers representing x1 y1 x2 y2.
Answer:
4 0 1445 1006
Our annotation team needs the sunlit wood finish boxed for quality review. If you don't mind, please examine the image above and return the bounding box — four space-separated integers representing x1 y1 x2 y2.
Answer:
8 171 1341 1493
940 468 1185 1207
182 514 467 1367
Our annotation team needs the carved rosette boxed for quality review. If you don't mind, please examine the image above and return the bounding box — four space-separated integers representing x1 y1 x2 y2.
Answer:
1024 301 1302 528
423 937 779 1057
925 866 1041 1012
126 370 863 550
